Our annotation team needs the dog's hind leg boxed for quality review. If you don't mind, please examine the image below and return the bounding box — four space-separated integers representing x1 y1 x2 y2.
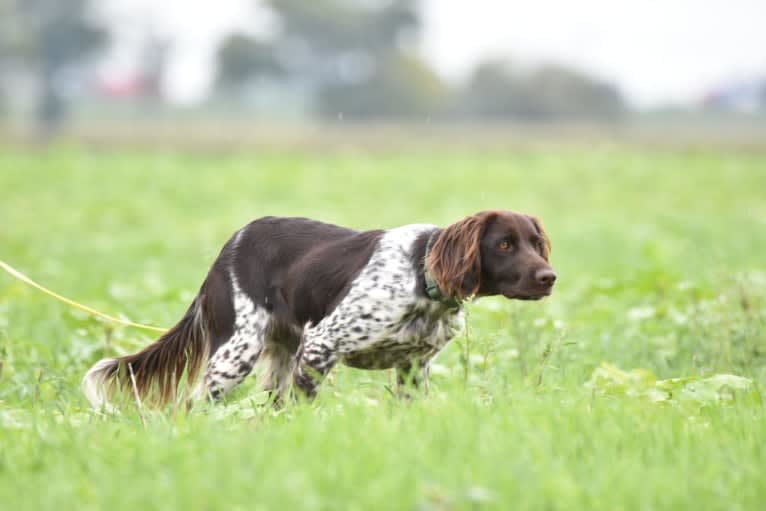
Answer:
202 276 268 401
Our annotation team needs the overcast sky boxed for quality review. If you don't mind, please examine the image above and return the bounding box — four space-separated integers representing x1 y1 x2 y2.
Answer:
101 0 766 107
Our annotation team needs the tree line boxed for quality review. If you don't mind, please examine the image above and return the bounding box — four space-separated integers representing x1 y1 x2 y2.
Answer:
215 0 626 120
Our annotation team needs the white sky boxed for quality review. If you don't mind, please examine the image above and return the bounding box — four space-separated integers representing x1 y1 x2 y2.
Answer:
101 0 766 107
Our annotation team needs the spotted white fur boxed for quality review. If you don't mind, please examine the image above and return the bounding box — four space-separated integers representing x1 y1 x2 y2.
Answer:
294 224 464 394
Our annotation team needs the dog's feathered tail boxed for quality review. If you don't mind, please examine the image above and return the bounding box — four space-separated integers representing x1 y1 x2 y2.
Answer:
82 295 209 410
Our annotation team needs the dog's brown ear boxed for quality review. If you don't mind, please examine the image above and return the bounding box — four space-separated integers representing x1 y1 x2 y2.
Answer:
427 212 495 299
528 215 551 261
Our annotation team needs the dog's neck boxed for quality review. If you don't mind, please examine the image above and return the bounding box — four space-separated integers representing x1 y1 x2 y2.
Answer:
423 230 462 309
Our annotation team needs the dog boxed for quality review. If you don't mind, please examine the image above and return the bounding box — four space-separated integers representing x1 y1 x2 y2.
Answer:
83 210 555 409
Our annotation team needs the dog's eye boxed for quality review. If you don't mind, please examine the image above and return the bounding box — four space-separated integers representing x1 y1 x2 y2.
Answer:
498 240 513 251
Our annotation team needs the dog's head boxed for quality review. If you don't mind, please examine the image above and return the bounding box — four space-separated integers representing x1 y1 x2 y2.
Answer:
426 210 555 301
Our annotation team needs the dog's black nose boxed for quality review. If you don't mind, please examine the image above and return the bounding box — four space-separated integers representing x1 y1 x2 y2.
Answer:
535 269 557 286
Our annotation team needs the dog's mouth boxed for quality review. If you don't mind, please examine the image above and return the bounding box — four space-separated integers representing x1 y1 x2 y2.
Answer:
508 288 553 301
515 293 549 301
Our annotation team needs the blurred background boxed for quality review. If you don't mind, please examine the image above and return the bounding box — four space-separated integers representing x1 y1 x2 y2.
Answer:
0 0 765 148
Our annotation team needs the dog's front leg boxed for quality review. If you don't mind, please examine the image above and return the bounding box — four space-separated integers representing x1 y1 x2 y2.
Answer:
293 332 338 400
396 359 430 398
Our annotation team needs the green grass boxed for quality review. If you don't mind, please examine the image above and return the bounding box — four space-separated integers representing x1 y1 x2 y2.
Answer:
1 146 765 510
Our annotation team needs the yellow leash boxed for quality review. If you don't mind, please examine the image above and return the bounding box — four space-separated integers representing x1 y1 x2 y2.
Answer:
0 259 168 333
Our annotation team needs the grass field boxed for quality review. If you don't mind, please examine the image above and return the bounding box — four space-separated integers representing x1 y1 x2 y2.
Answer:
1 145 765 510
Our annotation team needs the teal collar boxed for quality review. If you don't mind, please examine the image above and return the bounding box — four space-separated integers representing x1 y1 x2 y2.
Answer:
423 230 462 309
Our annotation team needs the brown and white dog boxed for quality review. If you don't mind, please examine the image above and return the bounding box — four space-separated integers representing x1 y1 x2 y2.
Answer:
83 211 555 409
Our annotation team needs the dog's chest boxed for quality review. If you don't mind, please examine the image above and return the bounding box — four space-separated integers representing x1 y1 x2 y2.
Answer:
341 301 464 369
